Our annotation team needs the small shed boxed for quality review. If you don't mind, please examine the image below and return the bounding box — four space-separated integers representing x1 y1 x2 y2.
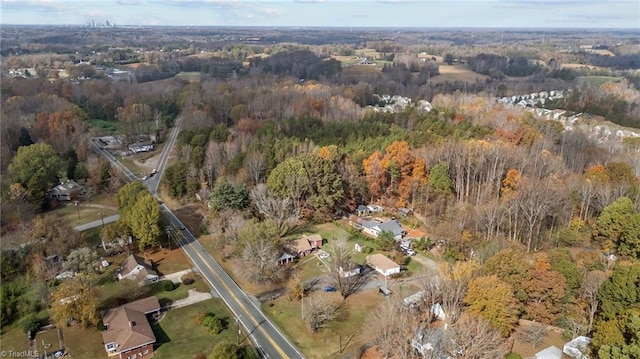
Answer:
379 285 392 297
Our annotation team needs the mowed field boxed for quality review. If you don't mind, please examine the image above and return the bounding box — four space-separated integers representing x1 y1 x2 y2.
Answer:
429 64 489 84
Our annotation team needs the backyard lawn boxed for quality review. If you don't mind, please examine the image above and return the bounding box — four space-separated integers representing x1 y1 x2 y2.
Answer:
153 298 239 359
262 289 384 359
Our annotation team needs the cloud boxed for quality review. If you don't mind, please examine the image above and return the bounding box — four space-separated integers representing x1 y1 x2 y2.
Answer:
117 0 146 5
1 0 70 11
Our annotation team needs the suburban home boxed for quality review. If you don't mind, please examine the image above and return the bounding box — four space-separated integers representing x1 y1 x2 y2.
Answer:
367 204 384 213
402 291 447 320
535 346 563 359
292 234 323 257
397 207 413 217
366 254 401 277
47 179 86 201
276 252 295 266
102 296 160 359
338 262 362 278
563 336 591 359
411 328 446 358
362 219 407 240
348 215 365 230
356 205 371 216
117 255 159 284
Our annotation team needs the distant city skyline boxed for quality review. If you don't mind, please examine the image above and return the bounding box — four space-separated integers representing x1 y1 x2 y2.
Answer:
1 0 639 29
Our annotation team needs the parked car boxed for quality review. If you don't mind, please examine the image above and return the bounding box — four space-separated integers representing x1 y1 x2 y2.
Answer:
142 175 148 181
324 286 337 292
406 249 416 256
319 252 330 259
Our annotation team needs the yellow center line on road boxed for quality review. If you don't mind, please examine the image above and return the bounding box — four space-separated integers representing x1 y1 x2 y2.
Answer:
178 235 292 358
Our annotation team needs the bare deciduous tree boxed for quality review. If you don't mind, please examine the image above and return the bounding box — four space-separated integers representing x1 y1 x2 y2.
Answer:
366 297 416 359
321 239 368 299
519 322 548 350
304 295 340 333
250 184 300 237
581 270 607 333
446 315 507 359
244 150 265 185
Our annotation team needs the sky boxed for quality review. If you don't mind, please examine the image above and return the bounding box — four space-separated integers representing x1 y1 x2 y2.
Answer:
1 0 639 29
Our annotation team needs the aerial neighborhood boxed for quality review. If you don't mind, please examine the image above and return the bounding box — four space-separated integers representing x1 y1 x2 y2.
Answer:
1 9 640 359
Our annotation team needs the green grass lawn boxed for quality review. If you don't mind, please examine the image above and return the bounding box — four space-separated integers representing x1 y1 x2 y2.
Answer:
153 298 237 359
52 204 118 228
312 223 349 240
262 289 384 359
64 324 105 359
0 324 30 354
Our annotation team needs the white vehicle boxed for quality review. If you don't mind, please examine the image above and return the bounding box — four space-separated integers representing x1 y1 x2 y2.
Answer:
142 175 148 181
406 249 416 256
319 252 330 259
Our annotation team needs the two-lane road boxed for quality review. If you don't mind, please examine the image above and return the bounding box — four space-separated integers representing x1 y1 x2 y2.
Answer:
91 120 304 359
165 209 303 359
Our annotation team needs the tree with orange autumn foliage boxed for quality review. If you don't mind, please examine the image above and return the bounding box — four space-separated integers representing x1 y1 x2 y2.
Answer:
31 110 88 154
363 150 387 201
501 168 520 201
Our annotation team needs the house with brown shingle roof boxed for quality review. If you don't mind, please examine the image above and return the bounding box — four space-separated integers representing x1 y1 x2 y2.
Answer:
366 253 401 277
117 254 159 284
102 296 160 359
292 234 323 257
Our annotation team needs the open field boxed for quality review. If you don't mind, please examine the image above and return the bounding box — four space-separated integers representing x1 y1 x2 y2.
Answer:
430 64 489 84
577 75 623 87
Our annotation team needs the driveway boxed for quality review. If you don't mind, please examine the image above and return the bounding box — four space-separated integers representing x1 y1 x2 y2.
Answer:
158 269 193 284
168 289 213 309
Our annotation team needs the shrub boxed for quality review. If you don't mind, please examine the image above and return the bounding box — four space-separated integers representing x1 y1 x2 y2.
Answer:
361 246 374 254
202 315 224 334
195 312 208 325
21 314 40 334
181 274 195 285
505 353 522 359
97 320 106 331
162 280 175 291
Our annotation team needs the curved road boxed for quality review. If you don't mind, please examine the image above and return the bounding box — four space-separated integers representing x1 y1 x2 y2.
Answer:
91 118 303 359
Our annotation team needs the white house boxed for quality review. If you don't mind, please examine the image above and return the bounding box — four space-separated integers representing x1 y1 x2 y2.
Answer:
535 346 563 359
366 254 401 277
117 254 159 284
563 336 592 359
338 262 362 278
362 219 406 240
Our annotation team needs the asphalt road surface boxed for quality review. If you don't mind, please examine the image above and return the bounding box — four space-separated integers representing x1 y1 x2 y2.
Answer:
91 120 304 359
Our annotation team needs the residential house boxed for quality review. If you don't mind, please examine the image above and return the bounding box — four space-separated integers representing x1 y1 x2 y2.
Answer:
367 204 384 213
47 179 86 201
356 205 371 216
338 262 362 278
117 255 159 284
398 207 413 217
276 252 295 266
102 296 160 359
535 346 563 359
563 336 591 359
362 219 407 240
366 254 401 277
292 234 323 257
411 328 446 358
402 291 447 320
348 215 365 230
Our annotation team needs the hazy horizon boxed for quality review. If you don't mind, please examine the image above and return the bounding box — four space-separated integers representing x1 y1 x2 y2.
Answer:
1 0 639 29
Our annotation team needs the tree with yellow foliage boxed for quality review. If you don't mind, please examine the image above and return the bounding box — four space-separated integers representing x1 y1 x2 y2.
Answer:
50 274 100 327
465 275 519 337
